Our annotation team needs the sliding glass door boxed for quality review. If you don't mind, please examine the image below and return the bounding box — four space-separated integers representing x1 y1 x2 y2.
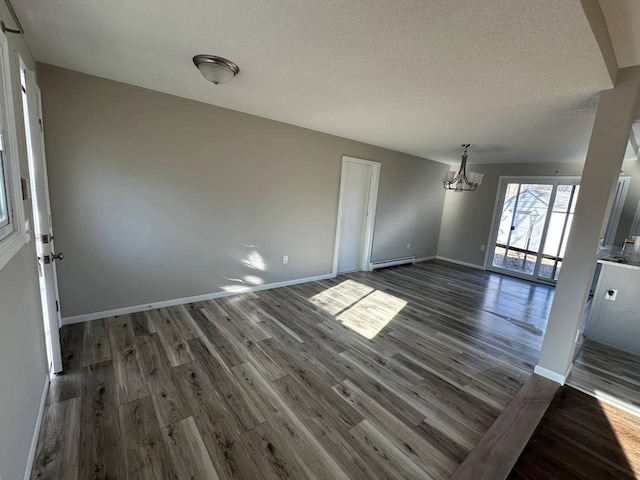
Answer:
489 178 580 283
537 184 580 281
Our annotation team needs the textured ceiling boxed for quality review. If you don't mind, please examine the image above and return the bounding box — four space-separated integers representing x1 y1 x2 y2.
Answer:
14 0 613 164
599 0 640 68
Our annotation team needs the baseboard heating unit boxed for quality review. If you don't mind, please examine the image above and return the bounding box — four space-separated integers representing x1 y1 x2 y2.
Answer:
369 256 416 271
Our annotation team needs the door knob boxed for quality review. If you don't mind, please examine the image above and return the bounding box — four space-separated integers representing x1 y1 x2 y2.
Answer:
51 252 64 261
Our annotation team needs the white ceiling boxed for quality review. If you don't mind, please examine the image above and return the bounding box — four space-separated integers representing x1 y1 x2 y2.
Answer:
599 0 640 68
14 0 615 164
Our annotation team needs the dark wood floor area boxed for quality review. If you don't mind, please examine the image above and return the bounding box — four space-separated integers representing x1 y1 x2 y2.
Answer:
31 260 555 479
509 385 640 479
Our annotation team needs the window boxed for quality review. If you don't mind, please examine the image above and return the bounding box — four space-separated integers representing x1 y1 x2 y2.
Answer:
0 31 27 270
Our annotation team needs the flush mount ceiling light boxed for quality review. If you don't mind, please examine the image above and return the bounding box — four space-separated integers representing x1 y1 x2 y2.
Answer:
193 55 239 85
442 144 484 192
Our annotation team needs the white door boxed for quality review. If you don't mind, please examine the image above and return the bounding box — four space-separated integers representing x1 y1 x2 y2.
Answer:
335 158 379 274
21 64 63 373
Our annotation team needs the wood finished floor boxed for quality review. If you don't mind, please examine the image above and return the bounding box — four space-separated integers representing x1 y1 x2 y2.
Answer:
32 260 555 480
568 339 640 418
509 386 640 479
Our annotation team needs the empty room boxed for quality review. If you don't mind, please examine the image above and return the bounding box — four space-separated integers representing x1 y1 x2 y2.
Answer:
1 0 639 479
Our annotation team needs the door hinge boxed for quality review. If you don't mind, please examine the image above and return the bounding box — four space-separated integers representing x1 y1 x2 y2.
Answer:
42 234 49 243
56 300 59 312
39 118 43 132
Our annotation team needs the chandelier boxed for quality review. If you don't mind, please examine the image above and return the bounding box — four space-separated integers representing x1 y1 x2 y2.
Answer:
442 144 484 191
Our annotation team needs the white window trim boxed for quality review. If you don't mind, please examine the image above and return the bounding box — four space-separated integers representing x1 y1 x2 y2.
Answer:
0 30 27 271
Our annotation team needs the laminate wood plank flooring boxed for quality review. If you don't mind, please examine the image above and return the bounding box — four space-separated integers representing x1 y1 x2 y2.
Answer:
82 318 111 367
136 333 191 428
119 396 179 479
146 309 194 367
509 385 640 479
567 338 640 417
46 323 83 405
450 373 559 480
32 260 558 479
161 416 220 480
78 361 125 480
31 397 81 479
107 315 149 405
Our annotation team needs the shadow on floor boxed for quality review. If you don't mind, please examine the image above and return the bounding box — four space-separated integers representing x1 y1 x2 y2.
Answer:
509 386 639 479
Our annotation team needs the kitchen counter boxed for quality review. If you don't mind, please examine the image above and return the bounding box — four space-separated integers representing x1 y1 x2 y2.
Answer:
585 259 640 355
597 258 640 271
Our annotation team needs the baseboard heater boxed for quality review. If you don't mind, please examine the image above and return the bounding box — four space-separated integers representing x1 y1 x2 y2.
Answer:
369 256 416 271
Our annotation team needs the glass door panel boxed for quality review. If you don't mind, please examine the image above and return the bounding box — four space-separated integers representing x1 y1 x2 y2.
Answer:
492 183 519 271
491 183 553 277
538 184 580 281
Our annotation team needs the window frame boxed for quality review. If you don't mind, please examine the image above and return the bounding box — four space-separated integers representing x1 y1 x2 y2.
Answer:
0 135 13 235
0 30 27 271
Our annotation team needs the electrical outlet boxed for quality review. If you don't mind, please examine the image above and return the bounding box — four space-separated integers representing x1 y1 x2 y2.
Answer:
407 243 411 250
480 244 486 251
282 255 288 265
605 289 617 301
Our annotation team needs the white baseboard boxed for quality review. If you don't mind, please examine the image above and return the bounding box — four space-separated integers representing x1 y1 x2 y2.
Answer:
24 374 49 480
435 255 485 270
534 363 573 385
62 273 334 325
414 256 436 263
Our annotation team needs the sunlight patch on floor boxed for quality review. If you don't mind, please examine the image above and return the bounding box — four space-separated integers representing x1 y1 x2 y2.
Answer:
594 389 640 478
593 388 640 419
310 280 406 339
309 279 374 315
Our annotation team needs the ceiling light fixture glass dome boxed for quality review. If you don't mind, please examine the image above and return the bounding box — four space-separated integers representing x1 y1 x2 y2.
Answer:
193 55 239 85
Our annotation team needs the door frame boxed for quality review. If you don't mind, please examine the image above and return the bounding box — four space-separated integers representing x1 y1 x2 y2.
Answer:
631 194 640 237
332 156 381 276
603 176 630 245
484 175 581 284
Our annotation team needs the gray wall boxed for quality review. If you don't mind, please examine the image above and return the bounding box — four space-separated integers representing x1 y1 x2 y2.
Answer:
38 64 447 318
437 158 640 266
0 27 48 480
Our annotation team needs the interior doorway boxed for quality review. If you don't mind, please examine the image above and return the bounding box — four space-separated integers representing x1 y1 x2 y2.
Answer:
20 60 64 373
333 156 380 275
